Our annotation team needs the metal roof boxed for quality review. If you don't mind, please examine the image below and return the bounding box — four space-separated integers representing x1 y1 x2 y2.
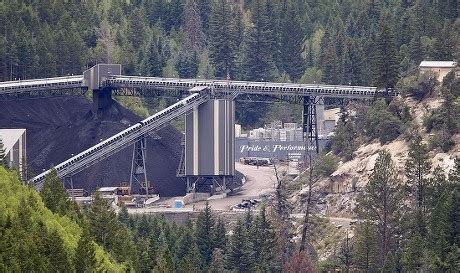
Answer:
419 61 457 68
96 186 119 192
0 129 26 154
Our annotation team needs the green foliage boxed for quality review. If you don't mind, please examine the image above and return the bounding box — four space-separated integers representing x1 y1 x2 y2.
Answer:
405 135 432 222
314 153 339 177
356 150 405 268
226 218 255 272
0 167 124 272
331 110 359 160
40 168 72 216
196 202 216 269
208 0 238 79
352 222 379 272
364 99 404 143
397 71 438 100
75 228 97 273
372 17 399 89
87 192 137 265
243 0 276 82
0 138 7 168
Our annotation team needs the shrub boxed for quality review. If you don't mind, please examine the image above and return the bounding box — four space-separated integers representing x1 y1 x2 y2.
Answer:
314 153 339 177
397 71 438 100
429 128 455 152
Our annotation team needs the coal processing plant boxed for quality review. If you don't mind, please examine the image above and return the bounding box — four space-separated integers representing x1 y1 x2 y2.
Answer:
0 63 394 199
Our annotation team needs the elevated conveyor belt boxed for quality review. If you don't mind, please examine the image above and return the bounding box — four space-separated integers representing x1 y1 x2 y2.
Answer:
30 92 209 189
106 75 399 99
0 75 85 95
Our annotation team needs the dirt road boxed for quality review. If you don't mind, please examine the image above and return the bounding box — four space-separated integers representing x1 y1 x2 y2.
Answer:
191 162 283 210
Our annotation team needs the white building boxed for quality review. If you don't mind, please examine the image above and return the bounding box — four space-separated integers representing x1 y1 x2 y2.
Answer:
419 61 457 82
235 124 242 138
0 129 27 179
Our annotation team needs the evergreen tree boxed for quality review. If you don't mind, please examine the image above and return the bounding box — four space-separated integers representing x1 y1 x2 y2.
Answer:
209 248 225 273
372 17 399 89
176 51 199 78
432 21 456 61
243 0 276 81
139 38 164 77
208 0 238 79
226 218 254 272
0 138 7 168
40 168 71 216
405 135 432 233
213 218 227 251
252 206 277 271
45 230 72 272
356 150 405 269
183 0 206 53
409 32 423 65
280 7 305 81
352 222 379 272
196 202 215 269
118 204 130 227
75 228 97 273
320 31 339 84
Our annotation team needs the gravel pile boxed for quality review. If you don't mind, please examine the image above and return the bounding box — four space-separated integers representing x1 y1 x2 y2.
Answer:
0 96 186 196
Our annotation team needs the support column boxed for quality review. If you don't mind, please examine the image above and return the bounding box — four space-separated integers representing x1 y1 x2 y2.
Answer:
303 96 319 154
129 136 149 197
92 87 113 111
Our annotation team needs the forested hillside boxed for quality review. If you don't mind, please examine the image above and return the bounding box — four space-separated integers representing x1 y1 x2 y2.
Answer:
0 167 125 271
1 0 458 126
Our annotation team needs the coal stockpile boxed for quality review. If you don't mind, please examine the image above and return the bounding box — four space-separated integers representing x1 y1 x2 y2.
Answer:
0 96 186 196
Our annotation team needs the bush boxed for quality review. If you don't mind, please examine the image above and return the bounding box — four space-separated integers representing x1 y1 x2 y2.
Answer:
314 153 339 177
364 99 404 144
397 71 438 100
429 129 455 152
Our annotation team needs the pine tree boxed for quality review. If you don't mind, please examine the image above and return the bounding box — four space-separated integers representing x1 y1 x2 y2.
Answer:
405 135 431 233
75 228 97 273
243 0 276 81
372 17 399 89
226 218 254 272
208 0 238 79
252 206 278 271
86 192 119 250
409 32 423 65
176 51 199 78
139 38 164 77
0 137 8 168
352 222 379 272
45 230 72 272
280 6 305 81
196 202 215 269
40 168 71 216
356 150 405 269
183 0 206 53
213 217 227 251
432 21 456 61
209 248 225 273
118 204 130 227
320 31 339 84
155 247 175 272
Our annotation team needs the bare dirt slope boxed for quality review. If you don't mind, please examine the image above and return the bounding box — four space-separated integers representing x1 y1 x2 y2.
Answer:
0 96 186 196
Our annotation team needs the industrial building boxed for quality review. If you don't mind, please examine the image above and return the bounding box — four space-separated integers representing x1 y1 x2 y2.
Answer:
419 61 458 82
0 129 27 179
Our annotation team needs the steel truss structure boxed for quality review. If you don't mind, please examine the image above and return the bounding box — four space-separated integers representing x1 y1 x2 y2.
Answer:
130 137 149 196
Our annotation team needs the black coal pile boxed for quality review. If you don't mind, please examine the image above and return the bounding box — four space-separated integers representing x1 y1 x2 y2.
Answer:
0 96 186 196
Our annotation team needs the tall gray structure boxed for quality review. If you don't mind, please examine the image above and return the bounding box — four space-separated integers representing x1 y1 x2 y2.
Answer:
183 99 235 192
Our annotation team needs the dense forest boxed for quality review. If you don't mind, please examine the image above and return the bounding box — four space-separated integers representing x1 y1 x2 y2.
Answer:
0 0 458 126
0 0 459 271
0 145 459 272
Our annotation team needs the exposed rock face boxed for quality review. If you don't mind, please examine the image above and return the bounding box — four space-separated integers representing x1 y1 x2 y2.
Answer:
0 96 186 196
